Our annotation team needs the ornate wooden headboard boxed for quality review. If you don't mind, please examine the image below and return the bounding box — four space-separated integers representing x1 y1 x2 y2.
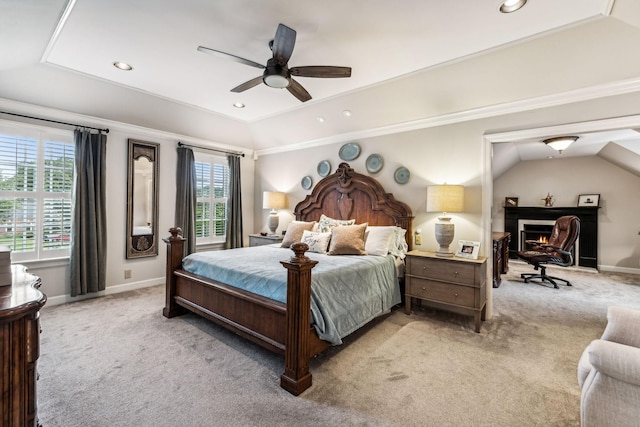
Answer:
294 162 414 250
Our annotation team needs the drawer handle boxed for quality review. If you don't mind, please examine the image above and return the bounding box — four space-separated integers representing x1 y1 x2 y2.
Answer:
453 271 459 276
454 293 458 298
421 286 427 291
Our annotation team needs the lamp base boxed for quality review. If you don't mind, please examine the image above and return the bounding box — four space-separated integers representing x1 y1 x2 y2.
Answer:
434 218 455 257
267 211 279 235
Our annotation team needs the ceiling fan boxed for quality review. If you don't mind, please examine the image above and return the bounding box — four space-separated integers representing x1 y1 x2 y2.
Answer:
197 23 351 102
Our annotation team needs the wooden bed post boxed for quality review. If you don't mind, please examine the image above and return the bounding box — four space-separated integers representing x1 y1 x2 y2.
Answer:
163 227 186 318
280 243 318 395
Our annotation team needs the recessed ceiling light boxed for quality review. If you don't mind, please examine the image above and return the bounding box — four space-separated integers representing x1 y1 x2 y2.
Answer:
113 61 133 71
316 117 325 123
342 110 352 117
233 102 245 108
499 0 527 13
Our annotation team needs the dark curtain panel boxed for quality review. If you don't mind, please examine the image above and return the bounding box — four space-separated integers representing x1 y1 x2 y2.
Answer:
175 146 197 256
225 155 243 249
69 129 107 296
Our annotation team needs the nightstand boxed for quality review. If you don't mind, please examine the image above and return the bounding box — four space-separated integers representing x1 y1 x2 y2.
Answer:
249 233 284 247
405 250 487 333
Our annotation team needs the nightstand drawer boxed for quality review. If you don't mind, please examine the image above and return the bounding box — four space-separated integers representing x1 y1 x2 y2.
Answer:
406 277 475 307
407 257 476 285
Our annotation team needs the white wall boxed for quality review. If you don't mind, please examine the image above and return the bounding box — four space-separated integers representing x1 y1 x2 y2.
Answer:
0 102 255 305
493 156 640 271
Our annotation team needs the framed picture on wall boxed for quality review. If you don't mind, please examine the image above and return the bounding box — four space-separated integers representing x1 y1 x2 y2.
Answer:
577 194 600 207
456 240 480 259
505 197 519 207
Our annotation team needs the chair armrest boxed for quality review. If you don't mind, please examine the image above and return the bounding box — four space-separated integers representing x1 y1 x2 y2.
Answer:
602 306 640 347
589 339 640 386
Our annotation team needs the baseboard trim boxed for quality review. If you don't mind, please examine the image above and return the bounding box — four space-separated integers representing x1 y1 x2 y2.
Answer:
599 265 640 275
44 277 164 307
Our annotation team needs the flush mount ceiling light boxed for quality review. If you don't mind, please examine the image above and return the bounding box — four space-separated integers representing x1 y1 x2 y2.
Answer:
543 136 579 154
233 102 245 108
500 0 527 13
113 61 133 71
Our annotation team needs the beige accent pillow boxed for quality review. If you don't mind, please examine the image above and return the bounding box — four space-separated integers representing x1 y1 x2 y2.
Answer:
281 221 316 248
328 223 368 255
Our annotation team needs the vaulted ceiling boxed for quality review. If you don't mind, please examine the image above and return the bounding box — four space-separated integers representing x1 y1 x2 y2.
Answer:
1 0 640 172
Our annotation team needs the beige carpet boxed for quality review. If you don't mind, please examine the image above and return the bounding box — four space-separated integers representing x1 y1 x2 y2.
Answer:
37 262 640 426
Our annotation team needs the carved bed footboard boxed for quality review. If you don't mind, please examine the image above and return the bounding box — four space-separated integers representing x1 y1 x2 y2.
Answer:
163 228 327 395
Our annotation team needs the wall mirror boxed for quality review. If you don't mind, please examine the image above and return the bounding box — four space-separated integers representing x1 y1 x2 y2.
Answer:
126 139 159 258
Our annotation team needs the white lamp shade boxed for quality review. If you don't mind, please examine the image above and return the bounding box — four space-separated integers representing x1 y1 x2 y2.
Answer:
262 191 287 210
426 185 464 213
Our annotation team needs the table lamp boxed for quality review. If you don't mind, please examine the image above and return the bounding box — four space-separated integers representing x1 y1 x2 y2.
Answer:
263 191 287 235
427 185 464 257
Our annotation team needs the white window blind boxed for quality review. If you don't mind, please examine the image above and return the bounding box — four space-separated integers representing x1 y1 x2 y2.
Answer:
0 124 74 261
195 153 229 244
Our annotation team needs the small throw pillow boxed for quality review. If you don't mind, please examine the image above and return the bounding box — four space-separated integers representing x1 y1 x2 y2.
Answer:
365 226 397 256
328 223 368 255
281 221 316 248
316 214 355 233
300 230 332 253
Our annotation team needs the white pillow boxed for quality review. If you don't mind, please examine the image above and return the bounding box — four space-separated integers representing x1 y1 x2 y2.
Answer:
300 230 332 253
365 226 408 259
391 227 408 259
365 226 396 256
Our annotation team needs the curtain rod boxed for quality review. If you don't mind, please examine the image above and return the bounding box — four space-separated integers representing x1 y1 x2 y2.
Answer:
0 110 109 133
178 141 244 157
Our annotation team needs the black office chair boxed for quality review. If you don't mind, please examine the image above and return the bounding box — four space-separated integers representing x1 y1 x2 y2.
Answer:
516 215 581 288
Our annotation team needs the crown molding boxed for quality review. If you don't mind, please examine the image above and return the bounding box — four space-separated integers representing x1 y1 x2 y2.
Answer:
254 75 640 158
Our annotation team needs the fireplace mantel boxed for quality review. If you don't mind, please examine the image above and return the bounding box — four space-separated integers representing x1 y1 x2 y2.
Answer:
504 206 599 268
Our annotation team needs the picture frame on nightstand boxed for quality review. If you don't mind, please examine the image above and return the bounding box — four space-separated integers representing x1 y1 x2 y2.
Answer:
456 240 480 259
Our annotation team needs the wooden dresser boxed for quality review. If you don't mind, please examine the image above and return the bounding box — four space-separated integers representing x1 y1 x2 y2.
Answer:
0 265 46 427
492 232 511 288
405 250 487 333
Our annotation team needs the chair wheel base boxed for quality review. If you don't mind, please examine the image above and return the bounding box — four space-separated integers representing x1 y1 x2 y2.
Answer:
520 266 572 289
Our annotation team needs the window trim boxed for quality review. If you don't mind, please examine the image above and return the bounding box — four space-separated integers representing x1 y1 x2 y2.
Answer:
0 121 74 262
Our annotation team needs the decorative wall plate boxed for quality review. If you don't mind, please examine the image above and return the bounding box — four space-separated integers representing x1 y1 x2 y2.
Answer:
394 166 410 184
339 142 361 161
365 154 383 173
301 175 313 190
317 160 331 177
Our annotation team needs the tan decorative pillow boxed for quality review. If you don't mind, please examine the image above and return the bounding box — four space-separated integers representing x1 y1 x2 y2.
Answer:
281 221 316 248
328 223 368 255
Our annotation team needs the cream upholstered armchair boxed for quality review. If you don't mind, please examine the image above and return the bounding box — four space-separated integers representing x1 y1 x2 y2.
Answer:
578 306 640 427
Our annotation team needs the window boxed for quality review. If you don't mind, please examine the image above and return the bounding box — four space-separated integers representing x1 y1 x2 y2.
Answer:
194 153 229 244
0 124 74 261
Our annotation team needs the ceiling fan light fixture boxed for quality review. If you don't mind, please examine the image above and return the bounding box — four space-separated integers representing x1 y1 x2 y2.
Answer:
263 74 290 88
543 136 578 154
500 0 527 13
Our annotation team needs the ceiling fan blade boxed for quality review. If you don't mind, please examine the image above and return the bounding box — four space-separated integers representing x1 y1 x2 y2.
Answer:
197 46 265 70
287 78 312 102
231 76 264 93
290 66 352 78
271 24 296 65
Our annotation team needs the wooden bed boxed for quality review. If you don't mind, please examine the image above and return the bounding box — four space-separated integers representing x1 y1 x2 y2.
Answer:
163 162 413 395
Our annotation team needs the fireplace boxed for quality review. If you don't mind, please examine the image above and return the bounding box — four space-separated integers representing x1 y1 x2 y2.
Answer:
504 206 598 268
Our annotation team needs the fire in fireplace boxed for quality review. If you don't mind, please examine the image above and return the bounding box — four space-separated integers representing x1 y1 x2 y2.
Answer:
521 224 553 251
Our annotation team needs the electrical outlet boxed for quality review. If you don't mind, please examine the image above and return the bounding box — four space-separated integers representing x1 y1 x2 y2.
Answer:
415 234 422 245
124 269 132 279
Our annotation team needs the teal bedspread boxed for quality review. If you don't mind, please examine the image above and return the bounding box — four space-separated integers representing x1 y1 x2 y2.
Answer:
181 245 401 345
